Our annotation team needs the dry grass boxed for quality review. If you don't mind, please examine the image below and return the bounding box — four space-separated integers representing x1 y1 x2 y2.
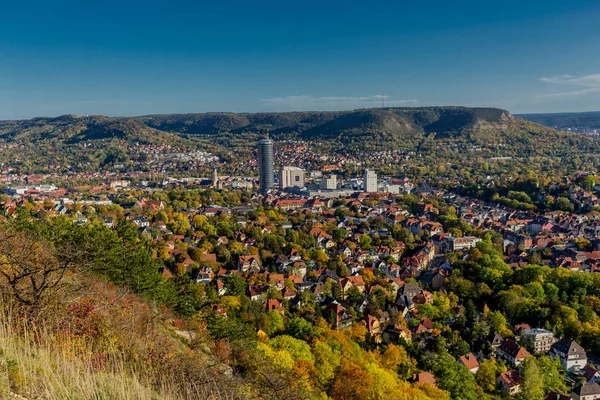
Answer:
0 286 245 400
0 312 176 400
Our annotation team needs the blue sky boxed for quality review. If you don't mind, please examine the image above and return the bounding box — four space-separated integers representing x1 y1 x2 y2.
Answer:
2 0 600 119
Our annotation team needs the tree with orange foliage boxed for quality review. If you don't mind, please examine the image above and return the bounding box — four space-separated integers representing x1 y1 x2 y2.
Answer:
0 228 80 306
358 268 375 286
380 344 417 379
469 247 482 261
347 323 367 343
330 359 374 400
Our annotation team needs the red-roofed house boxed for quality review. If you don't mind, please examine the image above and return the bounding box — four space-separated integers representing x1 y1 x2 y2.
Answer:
497 339 531 367
323 303 353 330
265 298 285 314
458 353 480 374
497 370 521 395
412 372 437 388
238 255 262 273
360 314 382 343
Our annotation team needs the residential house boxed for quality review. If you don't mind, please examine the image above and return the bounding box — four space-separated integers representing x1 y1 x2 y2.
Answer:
414 318 435 335
281 287 296 300
323 302 353 330
412 372 437 388
209 304 228 319
360 314 382 343
514 323 531 335
238 255 262 273
496 339 531 367
213 278 227 296
248 285 267 301
289 248 302 262
382 324 412 344
431 269 447 290
544 392 572 400
551 339 587 373
131 216 150 227
497 370 521 396
413 290 433 305
103 216 114 228
346 275 365 292
191 267 212 284
265 298 285 314
572 382 600 400
268 273 286 289
582 365 600 383
400 283 423 299
458 353 480 374
441 236 482 253
339 278 355 298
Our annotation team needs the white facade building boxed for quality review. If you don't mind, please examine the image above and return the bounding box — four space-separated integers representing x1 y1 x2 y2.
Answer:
279 166 304 189
551 339 587 372
521 328 557 354
364 169 377 192
320 175 337 190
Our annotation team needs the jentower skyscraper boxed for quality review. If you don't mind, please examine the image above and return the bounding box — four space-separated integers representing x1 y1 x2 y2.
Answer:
258 136 274 193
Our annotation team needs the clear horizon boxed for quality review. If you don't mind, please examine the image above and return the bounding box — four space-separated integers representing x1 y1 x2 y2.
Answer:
5 105 600 122
2 0 600 120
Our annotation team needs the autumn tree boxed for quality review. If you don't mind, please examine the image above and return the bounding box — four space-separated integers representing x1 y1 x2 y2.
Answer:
0 218 96 306
0 229 68 306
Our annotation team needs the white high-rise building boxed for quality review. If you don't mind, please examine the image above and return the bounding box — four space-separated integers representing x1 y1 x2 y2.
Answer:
364 169 377 192
279 166 304 189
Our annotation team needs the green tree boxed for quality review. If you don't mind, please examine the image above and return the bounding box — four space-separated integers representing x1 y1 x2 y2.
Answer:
222 274 247 296
537 355 567 394
345 285 363 304
359 234 372 249
312 341 341 389
555 197 574 212
266 310 285 336
431 353 479 400
520 357 544 400
268 335 314 364
285 317 313 340
476 359 498 393
581 175 596 190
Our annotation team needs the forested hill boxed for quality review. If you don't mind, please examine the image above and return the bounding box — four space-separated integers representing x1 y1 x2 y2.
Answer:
519 111 600 130
0 107 555 145
137 106 547 140
0 114 187 144
2 107 599 176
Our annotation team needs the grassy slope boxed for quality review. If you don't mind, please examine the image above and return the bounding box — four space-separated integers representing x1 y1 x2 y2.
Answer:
0 325 168 400
0 275 240 400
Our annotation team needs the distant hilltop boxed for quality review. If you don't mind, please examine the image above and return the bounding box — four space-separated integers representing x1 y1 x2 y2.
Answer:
0 105 598 177
136 106 531 139
518 111 600 131
0 106 562 148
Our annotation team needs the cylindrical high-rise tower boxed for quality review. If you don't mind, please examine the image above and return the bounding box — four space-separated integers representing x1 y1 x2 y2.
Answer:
258 137 274 193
